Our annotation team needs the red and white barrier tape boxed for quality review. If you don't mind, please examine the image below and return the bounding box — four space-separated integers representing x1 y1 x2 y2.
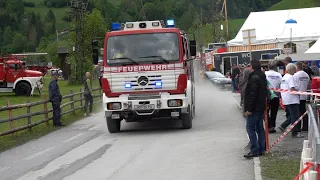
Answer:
294 162 320 180
266 110 308 152
269 88 320 96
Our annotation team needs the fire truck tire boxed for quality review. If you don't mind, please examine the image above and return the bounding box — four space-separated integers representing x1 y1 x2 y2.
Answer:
15 82 31 96
106 117 121 133
181 106 192 129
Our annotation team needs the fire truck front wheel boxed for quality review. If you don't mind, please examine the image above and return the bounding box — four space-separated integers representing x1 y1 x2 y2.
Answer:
15 82 32 96
106 117 121 133
181 106 192 129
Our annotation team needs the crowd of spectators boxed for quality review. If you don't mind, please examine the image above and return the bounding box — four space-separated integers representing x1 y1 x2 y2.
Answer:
233 57 320 158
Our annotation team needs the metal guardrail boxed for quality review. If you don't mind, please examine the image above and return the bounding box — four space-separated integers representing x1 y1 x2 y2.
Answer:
307 105 320 164
0 88 102 137
299 105 320 179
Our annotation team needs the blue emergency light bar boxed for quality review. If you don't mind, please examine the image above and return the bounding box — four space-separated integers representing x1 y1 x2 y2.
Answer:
155 81 162 87
166 19 175 28
111 22 121 31
124 83 132 88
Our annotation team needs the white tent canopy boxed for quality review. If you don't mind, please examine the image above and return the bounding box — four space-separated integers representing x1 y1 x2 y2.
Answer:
228 7 320 46
305 37 320 54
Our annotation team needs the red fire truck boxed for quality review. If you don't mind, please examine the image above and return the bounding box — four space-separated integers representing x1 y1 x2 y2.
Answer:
98 20 197 133
0 54 44 96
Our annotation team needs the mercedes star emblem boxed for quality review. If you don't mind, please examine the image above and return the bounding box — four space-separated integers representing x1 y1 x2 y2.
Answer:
138 76 149 86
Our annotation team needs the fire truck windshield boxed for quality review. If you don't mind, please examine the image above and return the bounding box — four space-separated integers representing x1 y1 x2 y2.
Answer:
106 32 179 66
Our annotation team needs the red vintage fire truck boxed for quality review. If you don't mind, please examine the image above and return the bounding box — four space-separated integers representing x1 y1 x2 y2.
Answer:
13 53 53 75
99 20 197 133
0 54 44 96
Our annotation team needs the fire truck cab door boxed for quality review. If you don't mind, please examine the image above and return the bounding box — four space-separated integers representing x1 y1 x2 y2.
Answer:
6 63 23 83
0 63 5 82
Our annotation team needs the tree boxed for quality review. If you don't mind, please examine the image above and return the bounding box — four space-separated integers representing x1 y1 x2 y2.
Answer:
12 33 28 53
3 27 13 46
68 9 107 84
46 9 56 24
5 0 24 21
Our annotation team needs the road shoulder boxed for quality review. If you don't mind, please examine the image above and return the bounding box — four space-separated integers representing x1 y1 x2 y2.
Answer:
230 92 263 180
231 92 304 180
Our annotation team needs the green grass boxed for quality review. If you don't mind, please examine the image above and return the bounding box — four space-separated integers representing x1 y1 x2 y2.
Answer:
268 0 317 10
0 76 102 152
260 152 301 180
229 18 246 39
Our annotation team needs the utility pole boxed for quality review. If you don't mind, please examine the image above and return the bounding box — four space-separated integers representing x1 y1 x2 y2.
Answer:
200 8 203 55
211 1 216 43
139 0 147 20
68 0 88 83
223 0 229 41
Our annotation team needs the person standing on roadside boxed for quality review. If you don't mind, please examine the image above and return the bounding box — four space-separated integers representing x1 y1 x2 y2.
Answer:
244 60 268 158
294 62 310 132
239 64 252 113
265 60 282 133
49 71 65 126
84 72 93 117
279 63 304 138
231 64 240 92
303 61 314 81
310 61 319 77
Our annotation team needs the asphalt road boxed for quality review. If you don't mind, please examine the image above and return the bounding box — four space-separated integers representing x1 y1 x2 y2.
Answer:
0 68 254 180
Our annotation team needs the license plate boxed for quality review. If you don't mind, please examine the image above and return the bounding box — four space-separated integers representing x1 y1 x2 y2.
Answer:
134 104 155 110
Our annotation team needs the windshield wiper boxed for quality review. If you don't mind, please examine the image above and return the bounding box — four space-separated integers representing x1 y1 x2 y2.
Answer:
108 57 138 65
138 56 170 64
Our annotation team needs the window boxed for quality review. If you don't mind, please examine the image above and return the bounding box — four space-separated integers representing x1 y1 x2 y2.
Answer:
309 41 316 48
9 64 20 70
106 32 179 66
284 43 297 54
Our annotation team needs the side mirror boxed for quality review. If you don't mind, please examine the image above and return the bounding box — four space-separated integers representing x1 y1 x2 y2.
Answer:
189 40 196 57
92 49 99 65
92 40 99 65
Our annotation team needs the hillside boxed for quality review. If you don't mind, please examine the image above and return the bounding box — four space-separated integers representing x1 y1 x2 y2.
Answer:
227 0 318 42
268 0 318 10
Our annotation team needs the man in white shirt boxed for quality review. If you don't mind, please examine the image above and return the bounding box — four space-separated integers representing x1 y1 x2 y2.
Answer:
265 60 282 133
294 62 310 132
278 63 304 138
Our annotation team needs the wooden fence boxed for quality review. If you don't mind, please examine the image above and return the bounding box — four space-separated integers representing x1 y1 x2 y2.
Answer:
0 88 102 137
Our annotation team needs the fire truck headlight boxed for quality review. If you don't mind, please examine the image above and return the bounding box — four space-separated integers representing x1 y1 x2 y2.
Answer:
107 102 122 110
155 81 162 88
124 83 132 88
166 19 175 27
168 99 182 107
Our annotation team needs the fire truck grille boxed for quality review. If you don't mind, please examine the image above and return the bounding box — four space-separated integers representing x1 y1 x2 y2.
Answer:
107 70 182 92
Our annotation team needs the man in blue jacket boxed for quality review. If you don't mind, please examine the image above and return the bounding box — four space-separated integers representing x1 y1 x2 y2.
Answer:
49 71 65 126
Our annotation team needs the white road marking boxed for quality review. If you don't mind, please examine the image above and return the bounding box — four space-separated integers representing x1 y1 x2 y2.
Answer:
23 147 55 161
63 133 84 143
0 166 10 173
79 124 92 130
88 125 101 131
16 135 111 180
